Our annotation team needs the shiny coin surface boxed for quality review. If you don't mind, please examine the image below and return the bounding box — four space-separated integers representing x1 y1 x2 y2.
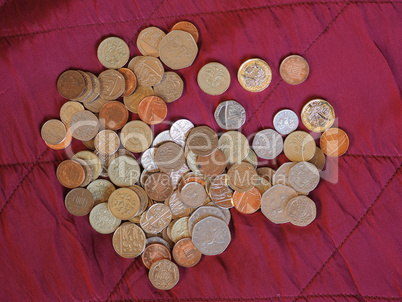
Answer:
320 127 349 157
153 71 184 103
97 37 130 69
87 179 115 206
112 223 146 258
261 184 297 224
252 129 283 159
301 99 335 132
192 216 231 256
232 187 261 214
133 56 164 87
173 238 202 267
41 119 67 145
56 160 85 188
159 30 198 70
214 100 246 130
64 188 94 216
99 101 129 130
94 130 120 155
279 55 309 85
141 147 158 171
146 237 171 251
148 259 179 290
170 119 194 147
123 85 154 114
45 126 72 150
218 130 249 164
142 243 171 269
197 62 230 95
237 58 272 92
72 150 102 181
283 131 316 162
288 162 320 194
165 191 192 219
154 142 185 173
117 68 137 97
99 69 126 100
285 195 316 227
121 120 153 153
272 162 295 187
68 110 99 141
84 97 109 113
140 211 162 234
186 125 218 156
180 182 207 208
138 96 167 125
188 206 227 234
146 203 172 230
89 202 121 234
171 217 191 243
209 174 233 208
57 70 85 99
60 101 84 125
144 172 174 202
196 148 227 176
108 155 140 187
171 21 199 42
308 147 326 171
273 109 299 135
137 26 166 57
153 130 173 147
108 188 140 220
227 162 257 192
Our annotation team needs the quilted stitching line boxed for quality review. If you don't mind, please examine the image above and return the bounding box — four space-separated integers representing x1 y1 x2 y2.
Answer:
0 1 400 40
292 163 402 302
0 159 61 168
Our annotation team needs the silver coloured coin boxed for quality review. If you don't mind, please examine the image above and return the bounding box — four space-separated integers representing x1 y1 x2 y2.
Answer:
214 100 246 130
273 109 299 135
252 129 283 159
141 147 158 171
152 130 173 147
188 206 227 235
146 237 171 250
206 202 231 225
170 119 194 147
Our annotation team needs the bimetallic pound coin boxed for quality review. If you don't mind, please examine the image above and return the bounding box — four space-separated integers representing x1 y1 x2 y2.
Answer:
112 223 146 258
153 71 184 103
148 259 179 290
283 131 316 162
279 55 309 85
273 109 299 135
137 26 166 57
261 184 298 224
97 37 130 69
301 99 335 132
89 202 121 234
197 62 230 95
214 100 246 130
237 58 272 92
64 188 94 216
285 195 316 227
252 129 283 159
320 127 349 157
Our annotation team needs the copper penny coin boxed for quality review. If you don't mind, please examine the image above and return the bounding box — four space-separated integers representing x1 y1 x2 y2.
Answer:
112 223 146 258
138 96 167 125
56 160 85 188
227 162 258 192
118 68 137 97
99 69 125 100
73 71 93 102
148 259 179 290
154 142 185 173
57 70 85 99
72 158 93 188
41 119 67 145
68 110 99 141
99 101 129 130
171 21 199 42
320 127 349 157
142 243 171 269
196 148 227 176
65 188 94 216
144 172 174 202
45 126 72 150
186 125 218 156
209 174 233 208
173 238 202 267
279 55 310 85
232 187 261 214
123 85 154 114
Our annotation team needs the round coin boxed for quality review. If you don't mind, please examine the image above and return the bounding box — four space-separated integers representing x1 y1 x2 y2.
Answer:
89 202 121 234
142 243 171 269
99 101 129 130
273 109 299 135
45 126 72 150
171 217 191 243
154 142 185 173
137 26 166 57
56 160 85 188
320 127 349 157
108 155 140 187
171 21 199 42
144 172 174 202
108 188 140 220
120 120 153 153
272 162 295 187
97 37 130 69
94 130 120 155
112 223 146 258
197 62 230 95
147 203 172 230
214 100 246 130
279 55 309 85
237 58 272 92
283 131 316 162
68 110 99 141
188 206 227 234
170 119 194 147
117 68 137 97
141 147 158 171
64 188 94 216
218 131 249 164
285 195 316 227
308 147 326 171
227 162 257 192
72 151 102 181
82 72 101 104
186 125 218 156
60 101 84 125
72 158 93 188
196 148 227 176
153 71 184 103
232 187 261 214
166 191 192 219
87 179 115 206
209 174 233 208
123 85 154 114
148 259 179 290
41 119 67 145
138 96 167 125
261 184 298 224
301 99 335 132
173 238 202 267
152 130 173 147
72 71 93 103
57 70 85 99
252 129 283 159
288 162 320 194
133 56 164 87
180 182 207 208
99 69 126 100
84 97 109 113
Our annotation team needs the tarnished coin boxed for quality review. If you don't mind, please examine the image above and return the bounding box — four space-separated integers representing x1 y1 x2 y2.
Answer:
121 120 153 153
197 62 230 95
243 148 258 168
94 130 120 155
237 58 272 92
60 101 84 125
45 126 72 150
83 72 101 103
97 37 130 69
257 167 276 184
153 71 184 103
192 216 231 256
148 259 179 290
180 182 207 208
272 162 295 187
159 30 198 70
141 147 158 171
170 119 194 147
165 191 192 219
320 127 349 157
133 56 164 87
285 195 316 227
308 147 326 171
283 131 316 162
137 26 166 57
41 119 67 145
289 162 320 194
154 142 185 173
82 138 95 150
108 188 140 220
89 202 121 234
153 130 173 147
188 206 227 234
72 158 92 187
171 217 191 243
99 101 129 130
87 179 115 206
84 97 109 113
171 21 199 42
301 99 335 132
218 131 249 164
144 172 174 202
65 188 94 216
232 187 261 214
138 96 167 125
68 110 99 141
73 71 93 102
142 243 171 269
57 70 85 99
273 109 299 135
99 69 126 100
173 238 201 267
196 148 227 176
123 85 154 114
113 223 146 258
108 155 140 187
227 162 257 192
254 176 271 195
147 203 172 230
186 125 218 156
209 174 233 209
261 184 298 224
56 160 85 188
279 55 309 85
214 100 246 130
252 129 283 159
118 68 137 97
72 150 102 181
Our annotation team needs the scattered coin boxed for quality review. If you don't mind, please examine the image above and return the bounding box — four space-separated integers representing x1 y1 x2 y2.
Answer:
214 100 246 130
279 55 309 85
108 155 140 187
144 172 174 202
198 62 230 95
261 184 297 224
89 202 121 234
84 96 109 113
218 130 249 164
272 162 295 187
97 37 130 69
243 148 258 168
320 127 349 157
147 203 172 230
301 99 335 132
99 69 126 100
180 182 207 208
254 175 271 195
273 109 299 135
112 223 146 258
196 148 227 176
232 187 261 214
142 243 171 269
165 191 192 219
170 119 194 147
141 147 158 171
154 142 185 173
148 259 179 290
172 238 201 267
171 217 191 243
153 130 173 147
308 147 326 171
73 71 93 102
94 130 120 156
57 70 85 99
45 126 72 150
120 120 153 153
188 206 227 234
227 162 257 192
72 158 93 187
72 150 102 181
87 179 116 206
288 162 320 194
283 131 316 162
60 101 85 125
171 21 199 42
108 188 140 220
153 71 184 103
41 119 67 145
117 68 137 97
64 188 94 216
237 58 272 92
133 56 164 87
68 110 99 141
137 26 166 57
123 85 154 114
252 129 283 159
83 72 101 103
209 174 233 208
56 160 85 188
285 195 316 227
138 96 167 125
99 101 128 130
186 125 218 156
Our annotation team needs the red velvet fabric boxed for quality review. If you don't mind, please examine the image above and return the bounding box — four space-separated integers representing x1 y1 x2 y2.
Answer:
0 0 401 301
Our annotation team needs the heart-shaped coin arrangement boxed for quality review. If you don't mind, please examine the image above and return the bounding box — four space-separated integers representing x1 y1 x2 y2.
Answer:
41 21 350 290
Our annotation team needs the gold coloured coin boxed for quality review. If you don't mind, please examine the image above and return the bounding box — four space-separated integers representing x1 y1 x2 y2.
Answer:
301 99 335 132
89 202 121 234
237 58 272 92
197 62 230 95
112 223 146 258
60 101 84 125
136 26 166 57
97 37 130 69
108 188 140 220
123 85 154 114
120 120 153 153
283 131 316 162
